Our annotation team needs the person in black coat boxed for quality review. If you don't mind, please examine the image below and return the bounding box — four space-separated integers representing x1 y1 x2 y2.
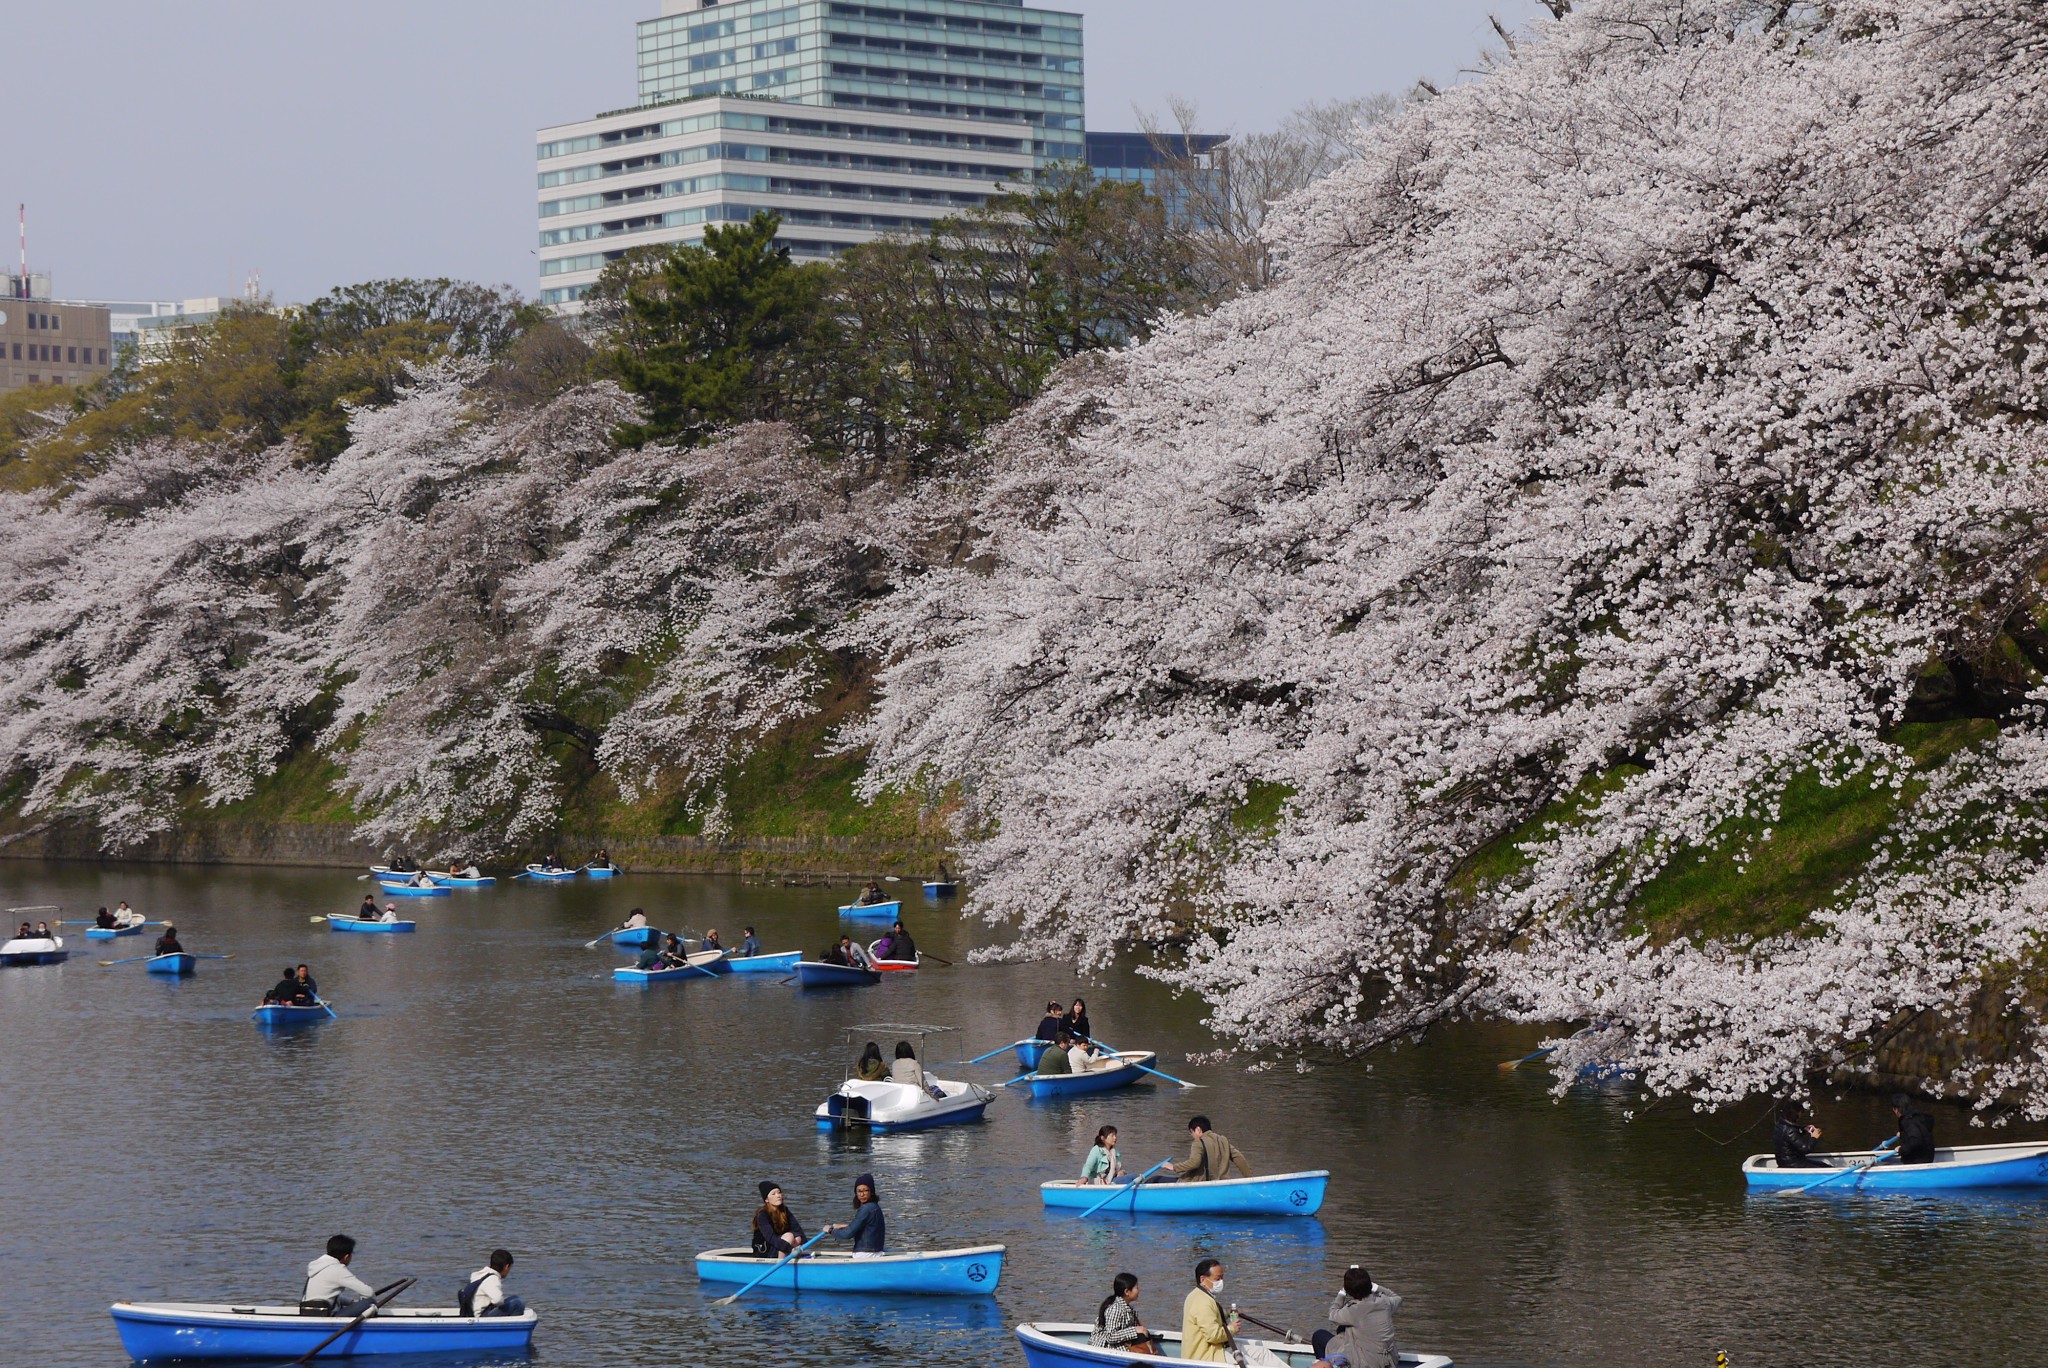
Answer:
1034 1000 1066 1045
1892 1094 1936 1164
264 966 305 1005
751 1181 807 1258
1772 1101 1825 1168
889 921 917 961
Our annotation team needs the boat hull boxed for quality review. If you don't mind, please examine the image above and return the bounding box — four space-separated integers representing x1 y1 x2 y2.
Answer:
838 899 902 919
866 941 919 971
1016 1040 1053 1070
816 1078 993 1132
109 1302 536 1360
1020 1052 1158 1098
586 865 618 878
613 951 731 984
794 961 882 988
86 925 144 939
923 881 957 898
524 865 578 880
0 937 67 966
1743 1141 2048 1191
251 1002 330 1025
329 916 416 934
695 1246 1003 1295
1042 1169 1329 1216
610 926 661 948
146 953 197 976
726 950 802 974
374 881 450 897
1015 1324 1452 1368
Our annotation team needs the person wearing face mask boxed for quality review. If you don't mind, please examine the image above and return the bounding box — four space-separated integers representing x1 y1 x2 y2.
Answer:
1181 1259 1238 1362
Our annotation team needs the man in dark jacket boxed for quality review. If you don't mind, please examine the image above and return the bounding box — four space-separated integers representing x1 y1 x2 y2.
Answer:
1773 1101 1826 1168
1892 1094 1936 1164
1313 1265 1401 1368
888 921 917 961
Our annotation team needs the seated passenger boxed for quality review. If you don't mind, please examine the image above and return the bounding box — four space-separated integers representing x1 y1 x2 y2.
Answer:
856 1041 889 1081
634 943 665 971
154 925 185 956
1036 1031 1076 1076
1772 1101 1826 1169
871 932 896 961
703 928 723 951
96 907 117 929
379 903 400 923
738 927 760 958
889 1041 924 1086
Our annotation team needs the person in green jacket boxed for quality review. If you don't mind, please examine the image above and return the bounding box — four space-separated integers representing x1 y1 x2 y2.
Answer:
1036 1031 1076 1076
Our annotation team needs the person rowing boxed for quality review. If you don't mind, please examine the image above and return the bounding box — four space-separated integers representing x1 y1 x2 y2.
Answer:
449 859 482 879
405 870 434 889
823 1172 885 1256
622 909 649 931
95 906 117 929
296 964 319 998
828 934 872 970
303 1234 376 1317
1312 1264 1402 1368
154 924 185 956
1164 1116 1252 1183
358 894 378 921
738 926 760 958
888 920 916 960
541 852 564 871
1892 1093 1936 1164
265 965 314 1006
854 880 888 906
751 1181 808 1258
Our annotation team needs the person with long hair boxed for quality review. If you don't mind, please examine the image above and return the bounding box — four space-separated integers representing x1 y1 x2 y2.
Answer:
1091 1272 1157 1353
751 1182 807 1258
1081 1125 1125 1184
856 1041 888 1081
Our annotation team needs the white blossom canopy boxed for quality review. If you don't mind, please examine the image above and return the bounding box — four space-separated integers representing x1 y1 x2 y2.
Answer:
854 0 2048 1113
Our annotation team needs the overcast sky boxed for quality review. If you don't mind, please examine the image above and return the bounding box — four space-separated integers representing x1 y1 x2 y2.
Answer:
6 1 1547 305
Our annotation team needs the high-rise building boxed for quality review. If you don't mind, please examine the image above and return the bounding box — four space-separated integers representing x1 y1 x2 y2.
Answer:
537 0 1082 309
0 296 113 396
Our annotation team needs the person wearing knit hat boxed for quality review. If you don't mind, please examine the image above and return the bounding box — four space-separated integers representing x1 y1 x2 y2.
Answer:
825 1173 886 1257
751 1182 807 1258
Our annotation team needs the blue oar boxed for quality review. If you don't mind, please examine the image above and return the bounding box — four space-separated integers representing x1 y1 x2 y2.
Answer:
1074 1158 1173 1218
1498 1045 1557 1072
97 953 164 967
1084 1034 1201 1088
186 953 235 961
959 1039 1038 1065
991 1067 1039 1089
713 1228 827 1305
1786 1137 1899 1195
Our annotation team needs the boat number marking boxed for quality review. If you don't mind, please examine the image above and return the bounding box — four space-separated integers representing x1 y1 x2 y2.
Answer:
967 1263 989 1282
1289 1189 1309 1207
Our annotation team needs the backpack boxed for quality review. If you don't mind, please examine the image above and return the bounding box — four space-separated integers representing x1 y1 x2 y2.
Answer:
457 1274 487 1317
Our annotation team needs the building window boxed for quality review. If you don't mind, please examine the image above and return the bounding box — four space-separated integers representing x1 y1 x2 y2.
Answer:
67 347 77 363
9 342 17 359
99 348 109 365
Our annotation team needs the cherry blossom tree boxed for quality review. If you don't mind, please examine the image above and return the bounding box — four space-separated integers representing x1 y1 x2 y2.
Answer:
854 0 2048 1113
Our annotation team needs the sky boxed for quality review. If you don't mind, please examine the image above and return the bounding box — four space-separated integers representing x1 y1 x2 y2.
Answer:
4 1 1550 306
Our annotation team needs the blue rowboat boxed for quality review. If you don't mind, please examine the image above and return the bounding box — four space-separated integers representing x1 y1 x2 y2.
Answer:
374 881 450 898
251 1001 331 1026
523 864 578 880
923 881 957 898
427 872 496 887
1042 1168 1329 1216
110 1301 537 1360
1743 1141 2048 1192
329 914 416 934
726 950 801 974
587 864 619 878
613 950 730 984
610 926 661 948
86 923 146 940
695 1245 1003 1296
1016 1050 1157 1099
1015 1323 1454 1368
793 960 882 988
1015 1039 1054 1070
838 898 902 919
145 952 196 977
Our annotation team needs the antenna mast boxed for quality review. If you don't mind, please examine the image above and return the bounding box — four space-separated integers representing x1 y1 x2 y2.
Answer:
16 204 23 300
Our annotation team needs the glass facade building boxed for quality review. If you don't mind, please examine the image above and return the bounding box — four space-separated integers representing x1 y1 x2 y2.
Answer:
537 0 1082 309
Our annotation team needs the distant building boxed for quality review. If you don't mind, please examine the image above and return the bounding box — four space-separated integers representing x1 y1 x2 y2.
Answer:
0 290 113 397
1086 130 1228 224
131 298 243 362
537 0 1083 309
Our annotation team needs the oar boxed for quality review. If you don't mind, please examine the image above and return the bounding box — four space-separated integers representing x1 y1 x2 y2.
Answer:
188 953 235 961
584 924 635 949
288 1276 415 1365
917 951 956 966
1237 1310 1298 1342
712 1229 827 1305
959 1039 1036 1065
98 953 159 967
1498 1045 1557 1071
1074 1158 1174 1217
991 1067 1039 1089
1786 1138 1899 1195
1084 1034 1202 1088
320 999 339 1019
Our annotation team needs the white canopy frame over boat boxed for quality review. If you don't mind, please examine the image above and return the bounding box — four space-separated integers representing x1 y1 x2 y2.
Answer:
817 1022 994 1132
2 904 69 965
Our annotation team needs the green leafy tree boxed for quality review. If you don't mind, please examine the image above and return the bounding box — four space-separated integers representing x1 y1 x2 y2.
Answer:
610 212 828 447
